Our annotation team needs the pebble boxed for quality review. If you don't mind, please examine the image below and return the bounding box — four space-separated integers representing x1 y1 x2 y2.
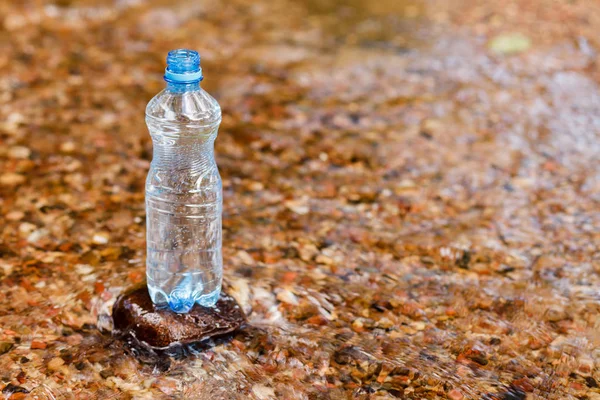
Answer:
92 232 110 245
100 368 114 379
236 250 255 265
18 223 36 237
47 357 65 371
152 377 179 395
2 112 25 134
27 229 48 244
227 277 251 314
413 321 426 331
3 13 28 31
60 142 76 153
0 173 25 187
0 342 14 355
248 181 264 191
578 356 594 375
376 317 394 329
276 289 299 305
315 254 334 265
352 318 365 331
448 389 464 400
30 341 47 350
66 333 83 346
1 383 29 396
251 384 275 400
545 305 568 322
6 211 24 221
75 264 95 275
8 146 31 159
298 244 318 262
284 199 309 215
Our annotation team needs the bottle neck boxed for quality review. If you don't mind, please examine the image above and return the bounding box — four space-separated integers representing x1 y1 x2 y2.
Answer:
166 81 201 93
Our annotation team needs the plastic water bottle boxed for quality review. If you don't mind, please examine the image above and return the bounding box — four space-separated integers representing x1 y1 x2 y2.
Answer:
145 49 222 313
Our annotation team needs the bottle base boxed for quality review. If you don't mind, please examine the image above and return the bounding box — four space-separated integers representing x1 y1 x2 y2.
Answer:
196 289 220 307
148 286 221 314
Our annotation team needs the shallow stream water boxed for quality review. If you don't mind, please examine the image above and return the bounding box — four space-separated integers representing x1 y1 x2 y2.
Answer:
0 0 599 398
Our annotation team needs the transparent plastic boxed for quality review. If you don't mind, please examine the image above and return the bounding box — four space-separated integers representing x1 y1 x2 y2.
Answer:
145 50 222 313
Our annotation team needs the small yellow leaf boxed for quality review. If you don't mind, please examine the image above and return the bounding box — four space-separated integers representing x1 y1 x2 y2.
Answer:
489 33 531 55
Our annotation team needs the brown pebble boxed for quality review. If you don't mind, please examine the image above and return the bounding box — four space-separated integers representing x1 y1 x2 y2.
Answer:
545 305 568 322
0 342 13 355
152 377 179 395
448 389 464 400
112 284 246 348
30 341 47 350
512 377 534 392
48 357 65 371
100 369 114 379
0 173 25 187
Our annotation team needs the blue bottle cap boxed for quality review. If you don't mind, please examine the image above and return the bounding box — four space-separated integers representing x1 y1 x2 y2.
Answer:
164 49 203 83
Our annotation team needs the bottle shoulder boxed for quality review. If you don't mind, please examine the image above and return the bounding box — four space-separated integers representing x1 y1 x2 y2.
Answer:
145 88 222 128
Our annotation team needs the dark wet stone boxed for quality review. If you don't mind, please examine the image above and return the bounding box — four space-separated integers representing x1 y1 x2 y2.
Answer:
0 244 17 257
455 250 471 269
585 376 598 388
2 384 30 395
500 386 526 400
112 285 246 349
0 342 13 355
388 389 404 398
475 385 528 400
99 368 114 379
333 345 369 365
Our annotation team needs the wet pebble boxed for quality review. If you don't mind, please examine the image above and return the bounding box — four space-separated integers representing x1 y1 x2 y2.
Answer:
5 211 24 221
47 357 65 371
0 342 14 355
252 384 276 399
448 389 464 400
0 173 25 187
333 345 370 365
30 341 47 350
276 289 299 305
585 377 598 388
7 146 31 159
92 232 110 245
2 384 30 395
545 305 568 322
100 368 114 379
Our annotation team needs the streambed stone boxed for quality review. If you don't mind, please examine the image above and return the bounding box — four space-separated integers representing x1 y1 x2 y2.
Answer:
112 285 246 349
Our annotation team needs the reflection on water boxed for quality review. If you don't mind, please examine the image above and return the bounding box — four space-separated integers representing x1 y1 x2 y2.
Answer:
0 0 598 398
303 0 425 49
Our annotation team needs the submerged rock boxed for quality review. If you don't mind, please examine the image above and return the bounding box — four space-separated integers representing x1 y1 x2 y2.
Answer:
112 285 246 349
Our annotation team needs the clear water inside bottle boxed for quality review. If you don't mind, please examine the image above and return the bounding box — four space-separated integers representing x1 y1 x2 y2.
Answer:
145 50 222 313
